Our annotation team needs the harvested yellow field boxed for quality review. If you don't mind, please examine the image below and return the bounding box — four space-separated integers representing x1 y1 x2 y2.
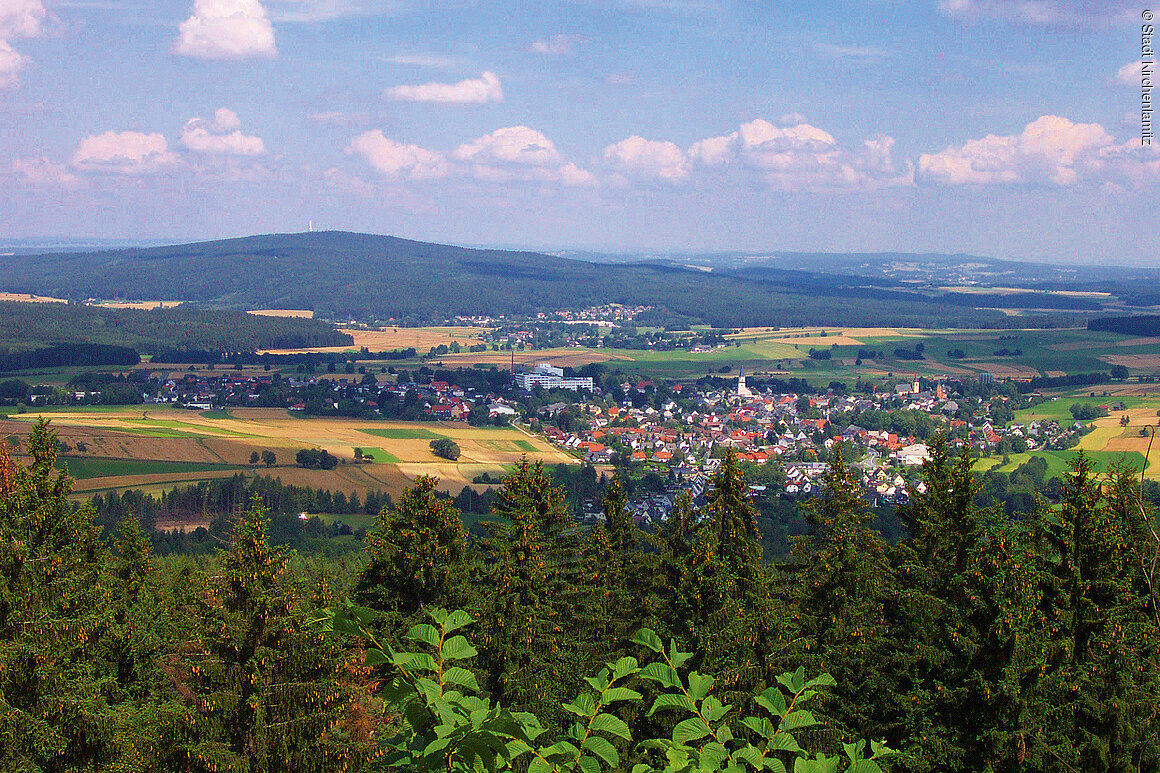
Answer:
259 326 491 355
248 308 314 318
5 406 572 498
1102 354 1160 369
92 300 182 310
438 348 620 369
0 292 67 304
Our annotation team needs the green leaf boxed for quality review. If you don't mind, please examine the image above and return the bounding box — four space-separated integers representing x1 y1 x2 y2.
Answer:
754 687 787 718
672 717 712 744
529 756 551 773
590 712 632 740
699 741 729 769
443 609 474 633
579 755 601 773
582 735 620 767
700 695 730 723
732 745 764 769
716 723 733 744
394 651 439 672
846 762 884 773
641 662 682 689
364 647 390 668
779 710 817 732
601 686 642 704
632 628 664 652
793 754 838 773
441 635 479 661
739 717 776 740
766 733 803 754
768 760 788 773
804 673 836 690
612 656 640 680
649 693 696 716
869 740 893 759
776 668 805 695
632 765 652 773
670 645 693 669
442 666 480 692
407 623 441 648
563 692 597 718
688 672 714 702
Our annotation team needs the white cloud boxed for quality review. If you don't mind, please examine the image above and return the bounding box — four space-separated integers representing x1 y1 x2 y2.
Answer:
453 126 562 167
603 136 689 182
684 119 911 191
347 130 449 180
917 115 1137 186
266 0 394 23
10 155 81 187
347 126 596 187
454 126 596 186
1114 61 1143 86
175 0 276 60
938 0 1137 27
383 52 462 69
0 0 46 89
71 131 180 174
384 71 502 104
181 108 266 155
530 34 580 55
778 112 807 126
814 43 888 58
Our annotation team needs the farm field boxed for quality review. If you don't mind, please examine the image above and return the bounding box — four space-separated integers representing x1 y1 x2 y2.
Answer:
1 406 574 498
258 326 491 354
319 325 1160 382
997 390 1160 479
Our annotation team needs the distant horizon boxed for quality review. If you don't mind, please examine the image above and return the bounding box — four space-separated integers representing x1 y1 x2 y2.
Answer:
0 2 1153 265
0 229 1153 270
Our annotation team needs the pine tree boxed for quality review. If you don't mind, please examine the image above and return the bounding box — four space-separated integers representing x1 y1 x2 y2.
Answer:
158 501 360 772
1019 454 1160 771
793 442 895 743
0 419 115 771
352 475 469 635
889 435 1037 771
472 457 581 719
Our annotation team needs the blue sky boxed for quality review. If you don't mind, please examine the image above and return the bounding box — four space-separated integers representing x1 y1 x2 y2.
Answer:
0 0 1155 264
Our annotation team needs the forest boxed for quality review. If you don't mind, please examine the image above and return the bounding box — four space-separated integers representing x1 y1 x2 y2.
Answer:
1 232 1086 329
0 302 352 357
2 418 1159 772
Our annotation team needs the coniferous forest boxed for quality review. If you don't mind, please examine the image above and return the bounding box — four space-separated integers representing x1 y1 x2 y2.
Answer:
2 419 1159 772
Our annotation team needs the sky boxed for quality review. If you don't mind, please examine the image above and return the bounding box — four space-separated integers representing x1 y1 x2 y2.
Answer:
0 0 1156 264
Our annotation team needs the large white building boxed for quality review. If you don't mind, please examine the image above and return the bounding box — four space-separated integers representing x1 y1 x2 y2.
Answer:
516 362 594 392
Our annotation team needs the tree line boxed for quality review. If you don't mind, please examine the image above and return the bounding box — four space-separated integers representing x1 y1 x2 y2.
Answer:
2 419 1159 771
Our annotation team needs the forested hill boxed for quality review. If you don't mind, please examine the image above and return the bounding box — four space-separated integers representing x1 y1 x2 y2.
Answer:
3 231 1077 328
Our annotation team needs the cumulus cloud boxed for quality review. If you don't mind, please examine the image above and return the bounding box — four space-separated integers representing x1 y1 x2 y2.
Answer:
454 126 563 167
175 0 276 60
384 71 502 104
530 34 580 55
0 0 46 88
180 108 266 155
71 131 180 174
603 136 689 183
347 131 450 180
454 126 595 186
1114 61 1144 86
917 115 1122 186
938 0 1136 27
10 155 81 187
347 126 595 187
682 119 911 191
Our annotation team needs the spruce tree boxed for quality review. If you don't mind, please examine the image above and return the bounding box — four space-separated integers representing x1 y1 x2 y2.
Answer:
472 457 581 719
793 442 895 744
0 420 115 771
352 475 469 635
889 434 1037 772
1019 454 1160 771
157 502 360 772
